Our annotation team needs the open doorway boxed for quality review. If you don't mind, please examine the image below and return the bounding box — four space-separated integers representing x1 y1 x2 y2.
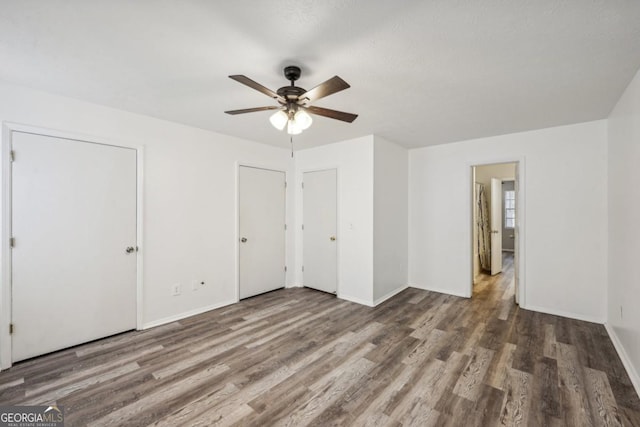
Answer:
472 162 520 304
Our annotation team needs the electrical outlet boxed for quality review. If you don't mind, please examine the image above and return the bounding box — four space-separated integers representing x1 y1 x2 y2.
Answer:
172 283 181 296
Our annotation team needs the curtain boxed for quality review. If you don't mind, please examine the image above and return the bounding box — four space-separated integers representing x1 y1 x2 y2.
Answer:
477 184 491 271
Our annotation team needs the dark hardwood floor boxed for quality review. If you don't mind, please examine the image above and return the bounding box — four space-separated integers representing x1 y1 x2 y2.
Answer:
1 257 639 426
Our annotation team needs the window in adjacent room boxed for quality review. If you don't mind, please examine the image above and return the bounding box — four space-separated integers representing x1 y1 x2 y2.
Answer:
504 190 515 228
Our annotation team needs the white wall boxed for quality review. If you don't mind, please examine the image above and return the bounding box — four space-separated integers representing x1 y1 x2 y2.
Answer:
607 67 640 391
0 82 294 335
373 136 408 303
409 120 608 322
294 136 374 305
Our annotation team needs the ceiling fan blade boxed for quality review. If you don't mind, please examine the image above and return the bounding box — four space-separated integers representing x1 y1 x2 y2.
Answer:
304 106 358 123
299 76 350 103
229 75 283 101
225 106 280 115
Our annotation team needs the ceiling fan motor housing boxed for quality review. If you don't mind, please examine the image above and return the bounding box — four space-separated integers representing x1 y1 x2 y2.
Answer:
277 85 306 103
278 66 307 107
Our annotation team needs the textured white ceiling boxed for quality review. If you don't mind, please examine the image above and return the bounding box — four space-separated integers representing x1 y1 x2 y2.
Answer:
1 1 639 149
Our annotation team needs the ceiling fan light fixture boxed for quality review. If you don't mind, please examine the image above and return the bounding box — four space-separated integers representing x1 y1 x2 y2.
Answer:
294 110 313 130
287 119 302 135
226 66 357 135
269 110 288 130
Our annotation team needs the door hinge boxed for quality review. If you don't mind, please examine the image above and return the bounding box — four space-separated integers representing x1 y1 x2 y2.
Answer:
285 181 287 188
284 266 287 272
284 224 287 231
9 323 13 335
302 266 304 272
302 182 304 189
302 224 304 230
10 150 15 162
9 237 15 248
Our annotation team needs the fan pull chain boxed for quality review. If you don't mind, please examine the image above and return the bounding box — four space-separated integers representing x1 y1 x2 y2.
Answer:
290 135 294 158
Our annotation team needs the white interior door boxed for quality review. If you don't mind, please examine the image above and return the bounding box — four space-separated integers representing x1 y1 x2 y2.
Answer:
239 166 285 299
11 131 137 362
490 177 503 275
303 169 337 294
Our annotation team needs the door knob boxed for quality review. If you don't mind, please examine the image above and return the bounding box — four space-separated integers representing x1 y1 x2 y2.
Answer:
241 237 247 243
125 246 135 253
330 236 336 241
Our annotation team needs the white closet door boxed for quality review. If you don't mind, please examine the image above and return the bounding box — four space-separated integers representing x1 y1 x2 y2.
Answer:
11 131 137 362
303 169 337 294
238 166 286 299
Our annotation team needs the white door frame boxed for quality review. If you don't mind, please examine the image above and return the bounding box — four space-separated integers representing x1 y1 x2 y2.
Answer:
235 162 288 303
1 122 144 371
468 157 526 307
301 167 340 296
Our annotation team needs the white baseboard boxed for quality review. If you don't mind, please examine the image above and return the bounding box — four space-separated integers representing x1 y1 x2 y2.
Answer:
522 304 605 324
285 283 303 288
407 285 470 299
373 285 408 306
338 293 374 307
605 323 640 397
142 299 236 330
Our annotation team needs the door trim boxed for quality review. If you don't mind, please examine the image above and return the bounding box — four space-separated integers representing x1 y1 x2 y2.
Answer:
235 162 288 303
468 157 526 307
1 122 144 370
300 166 340 297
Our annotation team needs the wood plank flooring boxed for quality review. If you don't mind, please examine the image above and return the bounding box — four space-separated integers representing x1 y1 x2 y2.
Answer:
1 254 639 426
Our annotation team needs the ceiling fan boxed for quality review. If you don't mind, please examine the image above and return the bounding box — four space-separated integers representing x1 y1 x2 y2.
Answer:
225 65 358 135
